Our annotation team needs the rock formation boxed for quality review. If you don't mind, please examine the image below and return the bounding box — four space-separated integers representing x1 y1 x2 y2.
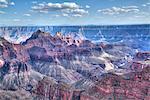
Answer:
0 30 149 100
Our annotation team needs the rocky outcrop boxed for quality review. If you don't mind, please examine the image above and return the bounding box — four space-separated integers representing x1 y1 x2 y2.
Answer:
135 52 150 61
79 66 150 100
0 89 32 100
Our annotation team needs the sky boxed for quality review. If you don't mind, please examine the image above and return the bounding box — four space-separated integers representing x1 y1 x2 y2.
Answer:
0 0 150 26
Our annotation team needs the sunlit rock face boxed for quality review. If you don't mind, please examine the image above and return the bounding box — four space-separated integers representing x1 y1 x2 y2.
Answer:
0 25 150 100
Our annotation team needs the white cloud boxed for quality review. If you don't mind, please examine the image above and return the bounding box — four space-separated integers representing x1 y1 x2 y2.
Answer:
10 2 15 6
0 0 8 8
0 0 15 8
0 4 7 8
62 13 69 17
85 5 90 8
24 13 31 16
47 2 80 10
32 2 80 11
63 9 88 15
0 0 7 4
72 14 82 17
0 10 5 14
31 2 88 17
98 6 139 15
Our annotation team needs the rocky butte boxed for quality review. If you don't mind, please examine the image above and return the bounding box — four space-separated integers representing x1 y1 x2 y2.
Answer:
0 30 149 100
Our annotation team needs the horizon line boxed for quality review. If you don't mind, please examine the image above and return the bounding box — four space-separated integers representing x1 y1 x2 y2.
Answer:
0 23 150 27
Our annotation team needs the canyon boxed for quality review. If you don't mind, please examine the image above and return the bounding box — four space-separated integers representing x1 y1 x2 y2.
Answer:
0 26 149 100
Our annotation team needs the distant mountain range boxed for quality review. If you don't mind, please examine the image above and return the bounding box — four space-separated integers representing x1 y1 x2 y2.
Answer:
0 24 150 50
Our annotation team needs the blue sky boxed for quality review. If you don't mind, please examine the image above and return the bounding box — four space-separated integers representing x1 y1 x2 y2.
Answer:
0 0 150 26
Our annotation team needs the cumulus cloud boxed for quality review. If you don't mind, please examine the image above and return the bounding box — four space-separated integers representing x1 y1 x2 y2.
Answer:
98 6 139 15
0 0 15 8
0 0 7 3
31 2 88 17
24 13 31 16
48 2 80 9
0 4 7 8
32 2 80 11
